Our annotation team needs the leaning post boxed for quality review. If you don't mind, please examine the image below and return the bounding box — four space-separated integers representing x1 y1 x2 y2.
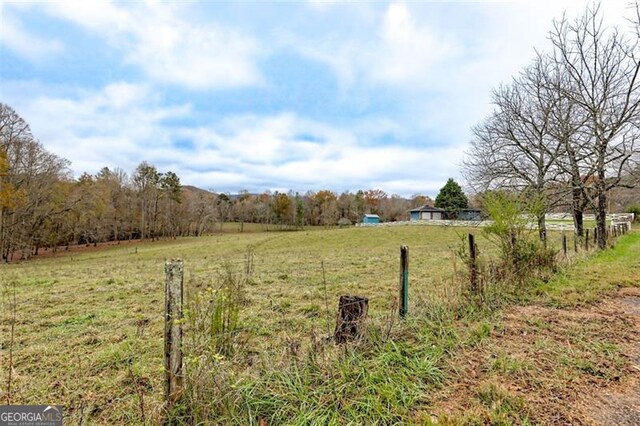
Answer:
164 259 184 411
399 245 409 318
468 234 478 295
585 229 590 251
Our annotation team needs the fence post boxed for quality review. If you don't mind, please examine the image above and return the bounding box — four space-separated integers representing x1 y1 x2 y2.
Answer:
593 227 597 244
573 234 578 253
399 245 409 318
585 229 589 251
164 259 184 411
468 234 478 294
562 234 567 257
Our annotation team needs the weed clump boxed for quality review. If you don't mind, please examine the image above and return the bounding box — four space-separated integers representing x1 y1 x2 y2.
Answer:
177 251 253 423
458 191 559 306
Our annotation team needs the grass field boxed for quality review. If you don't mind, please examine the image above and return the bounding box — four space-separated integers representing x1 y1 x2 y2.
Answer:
0 225 483 423
0 224 634 424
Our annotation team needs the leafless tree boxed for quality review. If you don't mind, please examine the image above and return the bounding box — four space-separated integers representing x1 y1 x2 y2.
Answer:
549 3 640 248
464 55 564 243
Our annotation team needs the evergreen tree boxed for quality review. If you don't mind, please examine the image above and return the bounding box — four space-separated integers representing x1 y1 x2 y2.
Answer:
435 178 468 217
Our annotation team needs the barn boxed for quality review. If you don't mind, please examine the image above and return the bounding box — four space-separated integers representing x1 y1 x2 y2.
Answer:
362 214 380 224
409 205 446 221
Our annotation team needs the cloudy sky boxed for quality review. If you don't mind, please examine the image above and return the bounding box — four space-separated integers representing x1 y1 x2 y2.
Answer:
0 0 633 196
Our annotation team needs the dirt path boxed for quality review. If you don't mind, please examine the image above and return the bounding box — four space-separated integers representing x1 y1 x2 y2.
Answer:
577 287 640 425
432 287 640 425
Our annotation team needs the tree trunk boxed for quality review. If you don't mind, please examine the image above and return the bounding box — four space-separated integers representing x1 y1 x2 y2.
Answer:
596 177 607 250
0 207 4 262
572 186 584 237
537 214 547 246
141 200 146 240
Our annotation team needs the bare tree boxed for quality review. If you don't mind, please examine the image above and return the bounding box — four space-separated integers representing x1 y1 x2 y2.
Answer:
549 3 640 248
464 55 564 243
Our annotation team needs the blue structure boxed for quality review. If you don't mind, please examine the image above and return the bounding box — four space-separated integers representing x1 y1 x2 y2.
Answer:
409 205 482 221
458 209 482 221
409 205 446 221
362 214 380 224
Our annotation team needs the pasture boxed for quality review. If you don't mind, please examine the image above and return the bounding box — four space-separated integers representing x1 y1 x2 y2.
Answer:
0 225 482 423
1 224 632 424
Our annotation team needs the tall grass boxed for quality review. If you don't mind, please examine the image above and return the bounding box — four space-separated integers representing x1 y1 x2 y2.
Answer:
171 254 472 424
167 210 573 424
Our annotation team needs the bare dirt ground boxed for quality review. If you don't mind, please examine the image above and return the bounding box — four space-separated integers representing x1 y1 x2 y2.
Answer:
8 239 151 262
577 287 640 426
434 287 640 425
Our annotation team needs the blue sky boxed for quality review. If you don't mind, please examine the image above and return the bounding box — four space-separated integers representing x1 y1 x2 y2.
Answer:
0 0 632 197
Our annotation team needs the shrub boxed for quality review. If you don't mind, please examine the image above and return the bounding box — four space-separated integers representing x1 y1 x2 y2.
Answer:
626 204 640 222
338 217 352 227
480 191 557 285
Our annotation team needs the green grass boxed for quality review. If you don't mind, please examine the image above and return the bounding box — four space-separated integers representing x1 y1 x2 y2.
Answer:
1 226 636 424
0 225 481 423
534 231 640 306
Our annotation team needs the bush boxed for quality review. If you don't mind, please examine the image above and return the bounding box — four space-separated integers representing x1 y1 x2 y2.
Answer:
338 217 352 227
626 205 640 222
481 191 557 285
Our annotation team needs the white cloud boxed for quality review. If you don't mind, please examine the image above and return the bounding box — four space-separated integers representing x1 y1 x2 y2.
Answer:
5 81 461 196
7 82 191 174
4 0 636 196
32 0 263 90
0 4 64 61
369 2 460 87
287 0 636 152
165 112 464 195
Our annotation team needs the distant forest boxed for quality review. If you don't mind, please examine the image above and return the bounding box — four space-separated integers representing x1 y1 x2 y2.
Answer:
2 91 639 261
0 103 441 261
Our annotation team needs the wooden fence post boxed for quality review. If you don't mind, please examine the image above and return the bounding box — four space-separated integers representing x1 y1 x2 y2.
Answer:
573 234 578 253
399 245 409 318
468 234 478 294
562 234 567 257
593 228 597 244
585 229 589 251
164 259 184 410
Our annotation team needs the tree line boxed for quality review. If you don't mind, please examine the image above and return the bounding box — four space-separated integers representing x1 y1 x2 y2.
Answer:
0 102 439 261
464 3 640 249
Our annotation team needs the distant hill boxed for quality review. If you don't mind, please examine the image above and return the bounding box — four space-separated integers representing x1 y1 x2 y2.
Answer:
182 185 212 195
181 186 259 200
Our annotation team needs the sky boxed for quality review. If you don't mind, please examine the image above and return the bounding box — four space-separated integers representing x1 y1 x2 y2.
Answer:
0 0 634 197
